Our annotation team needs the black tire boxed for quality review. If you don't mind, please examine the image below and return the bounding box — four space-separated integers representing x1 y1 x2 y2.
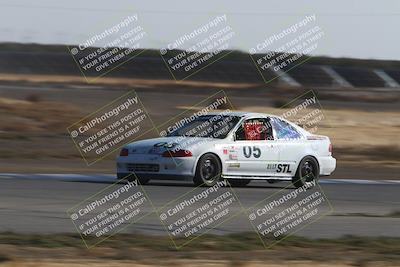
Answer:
292 156 319 188
193 153 222 186
227 179 251 187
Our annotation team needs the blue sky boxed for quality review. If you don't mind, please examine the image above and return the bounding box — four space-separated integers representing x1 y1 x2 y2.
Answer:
0 0 399 60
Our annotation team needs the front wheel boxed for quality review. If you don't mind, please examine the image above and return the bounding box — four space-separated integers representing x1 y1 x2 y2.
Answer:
193 153 222 186
292 156 319 188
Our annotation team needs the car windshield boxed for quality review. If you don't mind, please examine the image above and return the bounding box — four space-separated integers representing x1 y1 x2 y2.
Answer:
167 115 240 139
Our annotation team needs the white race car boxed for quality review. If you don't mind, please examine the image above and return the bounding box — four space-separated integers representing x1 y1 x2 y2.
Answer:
117 112 336 188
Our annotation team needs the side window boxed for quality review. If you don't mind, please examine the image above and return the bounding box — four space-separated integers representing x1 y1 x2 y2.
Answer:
235 118 274 141
271 118 301 140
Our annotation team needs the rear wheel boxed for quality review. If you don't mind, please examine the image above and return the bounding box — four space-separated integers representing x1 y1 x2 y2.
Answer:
227 179 251 187
193 153 222 186
292 156 319 188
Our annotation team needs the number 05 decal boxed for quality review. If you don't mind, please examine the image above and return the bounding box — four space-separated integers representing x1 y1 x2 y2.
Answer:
243 146 261 158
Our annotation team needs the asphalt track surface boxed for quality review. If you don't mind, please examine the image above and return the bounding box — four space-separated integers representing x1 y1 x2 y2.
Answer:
0 174 399 239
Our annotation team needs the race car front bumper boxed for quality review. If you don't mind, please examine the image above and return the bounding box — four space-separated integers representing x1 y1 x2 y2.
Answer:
116 154 196 181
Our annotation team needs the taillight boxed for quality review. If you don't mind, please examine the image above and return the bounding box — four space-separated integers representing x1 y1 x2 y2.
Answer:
329 143 332 153
162 149 192 157
120 148 129 156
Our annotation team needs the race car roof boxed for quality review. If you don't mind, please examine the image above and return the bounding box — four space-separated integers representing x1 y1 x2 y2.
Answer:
204 111 275 118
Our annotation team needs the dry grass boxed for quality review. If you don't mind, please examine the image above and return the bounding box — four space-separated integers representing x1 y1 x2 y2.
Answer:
0 97 81 133
0 87 399 168
0 73 259 89
1 260 398 267
0 233 399 266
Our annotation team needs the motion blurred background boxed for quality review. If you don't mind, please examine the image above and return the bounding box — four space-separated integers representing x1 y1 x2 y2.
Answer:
1 44 399 178
0 1 399 266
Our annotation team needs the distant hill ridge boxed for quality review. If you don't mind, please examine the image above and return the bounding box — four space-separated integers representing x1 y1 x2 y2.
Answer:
0 42 399 88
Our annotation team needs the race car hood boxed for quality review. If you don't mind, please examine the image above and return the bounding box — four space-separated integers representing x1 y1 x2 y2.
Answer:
123 136 221 155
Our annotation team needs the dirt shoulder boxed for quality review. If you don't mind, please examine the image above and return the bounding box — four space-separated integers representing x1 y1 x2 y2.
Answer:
0 233 399 266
